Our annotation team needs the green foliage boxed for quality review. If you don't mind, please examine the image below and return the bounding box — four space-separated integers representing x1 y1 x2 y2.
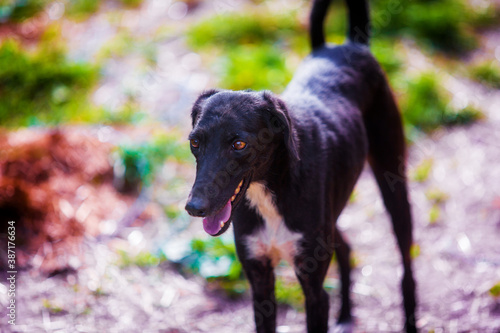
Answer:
402 73 446 131
113 131 191 190
97 31 158 65
490 282 500 298
317 0 499 53
42 298 64 314
468 61 500 89
161 236 248 297
187 10 301 91
426 188 448 225
117 250 166 267
324 3 347 39
348 189 358 204
371 0 496 53
187 237 247 297
0 29 135 127
0 36 103 127
80 306 92 315
0 0 48 22
425 188 449 204
189 237 242 279
187 11 300 51
371 39 404 75
410 243 420 259
412 159 433 183
92 287 106 297
118 0 143 7
428 204 441 224
217 44 293 91
0 0 147 22
98 33 134 59
66 0 100 19
400 72 481 132
164 203 182 220
350 253 359 268
275 278 304 310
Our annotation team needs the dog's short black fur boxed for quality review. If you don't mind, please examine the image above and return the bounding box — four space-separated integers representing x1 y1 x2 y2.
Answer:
185 0 417 332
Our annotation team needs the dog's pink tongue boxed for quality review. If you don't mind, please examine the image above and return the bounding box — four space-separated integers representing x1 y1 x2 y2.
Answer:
202 200 232 236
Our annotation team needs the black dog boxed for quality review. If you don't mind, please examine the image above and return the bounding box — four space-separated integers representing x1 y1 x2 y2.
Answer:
185 0 417 332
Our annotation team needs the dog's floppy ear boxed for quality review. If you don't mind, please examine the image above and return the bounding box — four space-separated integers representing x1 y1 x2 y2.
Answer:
191 89 221 127
261 91 300 165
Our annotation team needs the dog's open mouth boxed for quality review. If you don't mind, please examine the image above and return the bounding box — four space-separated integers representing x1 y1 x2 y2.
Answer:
202 178 249 236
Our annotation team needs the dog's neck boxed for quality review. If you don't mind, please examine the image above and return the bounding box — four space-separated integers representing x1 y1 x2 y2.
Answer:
253 141 296 201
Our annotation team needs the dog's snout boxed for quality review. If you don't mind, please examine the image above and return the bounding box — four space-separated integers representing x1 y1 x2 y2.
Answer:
185 197 209 217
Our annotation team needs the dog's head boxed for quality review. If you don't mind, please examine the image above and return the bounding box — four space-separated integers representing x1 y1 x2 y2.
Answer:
185 89 299 236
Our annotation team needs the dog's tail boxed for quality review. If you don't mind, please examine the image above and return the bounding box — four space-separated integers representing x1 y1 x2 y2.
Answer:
310 0 370 50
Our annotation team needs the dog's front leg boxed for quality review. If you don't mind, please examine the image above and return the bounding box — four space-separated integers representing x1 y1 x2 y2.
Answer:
294 233 334 333
241 257 277 333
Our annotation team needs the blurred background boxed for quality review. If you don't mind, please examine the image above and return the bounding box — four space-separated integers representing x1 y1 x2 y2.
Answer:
0 0 499 331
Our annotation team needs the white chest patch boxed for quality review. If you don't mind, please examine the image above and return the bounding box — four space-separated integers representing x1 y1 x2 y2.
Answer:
244 182 302 267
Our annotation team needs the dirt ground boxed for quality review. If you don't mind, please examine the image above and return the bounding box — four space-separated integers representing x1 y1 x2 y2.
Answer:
1 1 500 332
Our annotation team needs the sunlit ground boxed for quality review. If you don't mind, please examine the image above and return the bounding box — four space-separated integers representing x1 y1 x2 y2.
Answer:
0 0 500 331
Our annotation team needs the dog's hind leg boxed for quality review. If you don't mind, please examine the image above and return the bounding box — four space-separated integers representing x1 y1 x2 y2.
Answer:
363 84 417 333
334 226 352 325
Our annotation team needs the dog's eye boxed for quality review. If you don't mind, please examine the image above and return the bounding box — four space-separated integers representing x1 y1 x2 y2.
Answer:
190 139 200 148
232 141 247 150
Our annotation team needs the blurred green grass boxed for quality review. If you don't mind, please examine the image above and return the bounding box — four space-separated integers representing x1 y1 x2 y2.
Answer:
117 249 167 268
113 130 192 192
399 72 482 133
0 0 145 22
0 37 101 127
187 10 301 93
187 11 300 49
0 24 141 127
0 0 48 22
65 0 146 20
187 237 247 297
468 61 500 89
370 0 497 53
217 44 293 91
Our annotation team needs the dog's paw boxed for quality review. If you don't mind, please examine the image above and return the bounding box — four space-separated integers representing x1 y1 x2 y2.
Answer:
330 322 354 333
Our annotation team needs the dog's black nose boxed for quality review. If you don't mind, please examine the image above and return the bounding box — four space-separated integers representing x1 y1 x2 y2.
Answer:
185 197 209 217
